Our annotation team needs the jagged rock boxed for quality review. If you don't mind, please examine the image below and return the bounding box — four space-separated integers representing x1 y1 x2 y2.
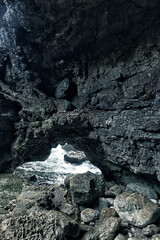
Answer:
0 0 160 187
100 207 118 221
0 210 80 240
114 191 160 227
126 182 158 200
67 172 105 205
12 185 67 217
142 224 159 236
81 208 100 223
82 217 121 240
60 203 80 221
0 174 24 216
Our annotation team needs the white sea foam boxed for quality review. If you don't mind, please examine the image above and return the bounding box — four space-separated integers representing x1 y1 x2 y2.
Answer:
15 145 101 185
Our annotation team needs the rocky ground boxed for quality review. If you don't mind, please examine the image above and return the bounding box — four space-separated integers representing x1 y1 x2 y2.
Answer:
1 172 160 240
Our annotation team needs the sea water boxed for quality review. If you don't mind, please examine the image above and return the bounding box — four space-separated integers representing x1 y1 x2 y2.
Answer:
14 144 101 185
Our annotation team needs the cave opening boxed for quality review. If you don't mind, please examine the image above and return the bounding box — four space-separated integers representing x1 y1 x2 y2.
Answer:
14 143 101 185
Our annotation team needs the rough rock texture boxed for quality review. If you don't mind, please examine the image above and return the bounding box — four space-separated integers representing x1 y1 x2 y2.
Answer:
1 0 160 182
114 191 160 227
82 217 121 240
0 210 80 240
67 172 105 205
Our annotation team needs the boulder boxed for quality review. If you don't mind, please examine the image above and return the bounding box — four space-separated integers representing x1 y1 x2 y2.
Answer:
67 172 105 205
0 210 80 240
64 151 87 165
12 185 67 217
81 208 100 223
82 217 121 240
142 224 159 236
126 182 158 200
114 191 160 227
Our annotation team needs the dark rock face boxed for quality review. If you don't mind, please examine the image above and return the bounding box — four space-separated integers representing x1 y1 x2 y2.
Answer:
0 0 160 181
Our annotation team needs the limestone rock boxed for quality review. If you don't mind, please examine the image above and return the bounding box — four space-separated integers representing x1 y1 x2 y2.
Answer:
0 210 80 240
81 208 100 223
68 172 105 205
114 191 160 227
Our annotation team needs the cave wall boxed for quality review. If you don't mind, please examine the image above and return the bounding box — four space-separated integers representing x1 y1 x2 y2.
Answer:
0 0 160 180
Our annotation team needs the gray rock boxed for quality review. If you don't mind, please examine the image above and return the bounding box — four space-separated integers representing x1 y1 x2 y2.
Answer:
152 234 160 240
68 172 105 205
100 208 118 221
55 78 70 99
81 208 100 223
0 210 80 240
12 185 67 217
82 217 121 240
114 191 160 227
60 203 80 220
126 182 158 200
106 198 115 206
142 224 159 236
94 197 109 212
106 185 123 198
64 150 87 165
114 234 126 240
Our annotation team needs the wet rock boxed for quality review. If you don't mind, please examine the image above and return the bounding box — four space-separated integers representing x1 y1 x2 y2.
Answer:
0 210 80 240
142 224 159 236
67 172 105 205
114 191 160 227
126 182 158 200
64 151 87 165
81 208 100 223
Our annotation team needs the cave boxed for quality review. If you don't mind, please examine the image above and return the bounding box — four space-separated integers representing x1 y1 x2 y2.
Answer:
1 1 160 238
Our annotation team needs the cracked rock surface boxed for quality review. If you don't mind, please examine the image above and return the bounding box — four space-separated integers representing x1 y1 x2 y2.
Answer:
0 0 160 181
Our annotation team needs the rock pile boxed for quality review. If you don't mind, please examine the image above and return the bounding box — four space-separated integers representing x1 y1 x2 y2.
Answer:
1 172 160 240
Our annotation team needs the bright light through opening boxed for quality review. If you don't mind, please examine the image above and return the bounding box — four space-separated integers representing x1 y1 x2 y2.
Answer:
15 144 101 185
